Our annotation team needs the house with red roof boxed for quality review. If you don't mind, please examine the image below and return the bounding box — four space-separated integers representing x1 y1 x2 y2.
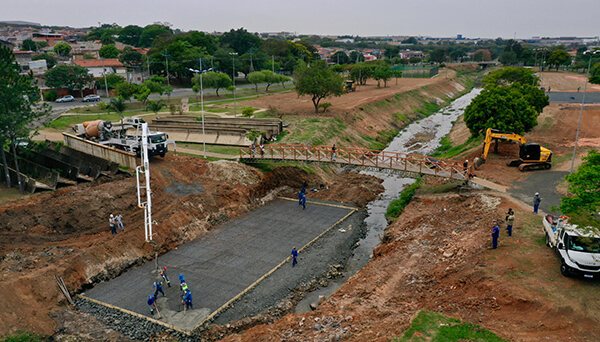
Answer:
72 59 126 78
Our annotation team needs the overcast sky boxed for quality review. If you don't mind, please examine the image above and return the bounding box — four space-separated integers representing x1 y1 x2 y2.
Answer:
3 0 599 38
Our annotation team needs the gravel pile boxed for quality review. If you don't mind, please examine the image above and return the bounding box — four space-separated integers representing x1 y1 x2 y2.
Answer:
75 298 197 341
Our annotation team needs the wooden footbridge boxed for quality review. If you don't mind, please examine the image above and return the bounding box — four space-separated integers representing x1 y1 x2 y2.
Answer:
240 144 473 182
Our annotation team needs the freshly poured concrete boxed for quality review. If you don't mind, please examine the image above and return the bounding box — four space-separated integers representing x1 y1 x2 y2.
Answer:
81 198 355 331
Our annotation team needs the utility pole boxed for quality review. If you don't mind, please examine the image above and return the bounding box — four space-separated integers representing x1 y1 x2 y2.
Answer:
147 54 151 80
102 58 109 98
137 123 153 242
161 49 170 87
272 55 274 73
230 52 238 116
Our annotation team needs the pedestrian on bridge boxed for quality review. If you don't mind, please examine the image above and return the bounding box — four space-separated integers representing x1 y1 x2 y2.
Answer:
291 247 298 267
259 144 264 158
331 144 337 161
533 193 541 214
491 220 500 249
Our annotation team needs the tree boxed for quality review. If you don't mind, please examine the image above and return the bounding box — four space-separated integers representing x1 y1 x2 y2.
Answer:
294 60 344 113
0 46 50 192
499 51 517 66
473 49 492 62
331 51 350 64
53 41 72 57
99 44 119 59
139 24 173 48
119 47 143 67
108 97 127 137
464 85 545 136
117 25 143 46
114 82 140 101
102 73 124 90
429 48 447 63
402 37 419 45
408 56 421 64
349 62 375 85
384 45 400 59
482 66 538 87
349 51 365 63
373 64 392 87
45 65 93 98
146 99 165 119
220 28 262 55
21 39 37 52
547 49 571 71
558 150 600 230
32 53 57 68
247 71 264 91
199 71 232 96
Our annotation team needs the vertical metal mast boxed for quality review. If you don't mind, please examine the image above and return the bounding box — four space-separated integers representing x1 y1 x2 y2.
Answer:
136 123 153 241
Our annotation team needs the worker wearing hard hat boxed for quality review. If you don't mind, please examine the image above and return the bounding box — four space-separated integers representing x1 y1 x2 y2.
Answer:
109 214 117 235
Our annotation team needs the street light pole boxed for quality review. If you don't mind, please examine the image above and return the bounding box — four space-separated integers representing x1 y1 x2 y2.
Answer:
230 52 238 116
161 49 170 87
570 50 598 174
187 64 213 159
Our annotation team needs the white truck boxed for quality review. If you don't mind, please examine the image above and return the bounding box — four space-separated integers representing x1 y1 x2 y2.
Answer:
543 214 600 278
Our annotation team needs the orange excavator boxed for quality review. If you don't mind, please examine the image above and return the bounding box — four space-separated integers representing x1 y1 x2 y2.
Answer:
473 128 553 172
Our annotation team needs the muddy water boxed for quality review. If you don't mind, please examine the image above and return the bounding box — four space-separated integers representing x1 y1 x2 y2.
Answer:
296 88 482 312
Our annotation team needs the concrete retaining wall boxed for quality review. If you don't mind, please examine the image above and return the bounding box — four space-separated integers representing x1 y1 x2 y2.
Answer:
38 145 102 179
154 127 251 146
62 133 137 170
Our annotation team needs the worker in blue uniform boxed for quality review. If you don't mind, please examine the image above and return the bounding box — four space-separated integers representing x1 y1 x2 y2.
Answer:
491 220 500 249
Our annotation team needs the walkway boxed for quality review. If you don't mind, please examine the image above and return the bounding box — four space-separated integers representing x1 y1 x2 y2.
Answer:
241 144 472 182
80 198 355 331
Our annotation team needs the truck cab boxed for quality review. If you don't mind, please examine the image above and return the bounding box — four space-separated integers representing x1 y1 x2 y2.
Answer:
543 215 600 278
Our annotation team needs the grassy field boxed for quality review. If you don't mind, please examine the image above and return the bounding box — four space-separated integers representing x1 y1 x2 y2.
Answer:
392 310 506 341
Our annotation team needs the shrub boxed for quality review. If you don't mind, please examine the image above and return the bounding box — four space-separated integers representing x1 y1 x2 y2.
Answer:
45 90 58 102
385 179 422 222
242 107 255 117
319 102 332 113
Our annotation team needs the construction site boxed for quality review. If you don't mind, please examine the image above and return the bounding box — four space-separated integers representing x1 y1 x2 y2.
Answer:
2 67 600 341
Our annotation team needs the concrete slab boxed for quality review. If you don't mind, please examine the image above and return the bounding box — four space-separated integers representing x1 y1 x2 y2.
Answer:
81 198 355 331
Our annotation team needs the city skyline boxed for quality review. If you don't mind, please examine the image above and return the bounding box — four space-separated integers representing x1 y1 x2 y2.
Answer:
1 0 598 39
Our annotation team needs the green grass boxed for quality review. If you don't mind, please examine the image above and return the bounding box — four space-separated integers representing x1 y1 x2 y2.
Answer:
46 113 125 130
391 310 506 342
386 179 422 222
280 117 347 146
430 136 482 159
2 332 51 342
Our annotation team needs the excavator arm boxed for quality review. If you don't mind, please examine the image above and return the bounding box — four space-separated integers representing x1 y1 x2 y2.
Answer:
475 128 528 169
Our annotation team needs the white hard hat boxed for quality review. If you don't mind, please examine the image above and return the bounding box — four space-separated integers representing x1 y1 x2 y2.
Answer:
110 214 114 218
535 192 539 195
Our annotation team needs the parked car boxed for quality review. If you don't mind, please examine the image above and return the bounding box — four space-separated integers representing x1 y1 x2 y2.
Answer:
56 95 75 103
82 94 101 102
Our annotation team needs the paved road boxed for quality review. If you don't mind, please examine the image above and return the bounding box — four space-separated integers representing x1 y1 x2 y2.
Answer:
548 91 600 104
508 170 568 215
82 198 354 330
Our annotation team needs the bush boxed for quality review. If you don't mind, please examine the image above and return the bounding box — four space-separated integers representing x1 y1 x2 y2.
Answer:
45 90 58 102
241 107 255 117
319 102 332 113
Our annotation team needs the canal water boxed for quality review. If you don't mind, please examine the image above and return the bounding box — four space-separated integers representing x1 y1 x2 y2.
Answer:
295 88 482 312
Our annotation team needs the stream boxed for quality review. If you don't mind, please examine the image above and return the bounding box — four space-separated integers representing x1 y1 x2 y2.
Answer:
295 88 482 312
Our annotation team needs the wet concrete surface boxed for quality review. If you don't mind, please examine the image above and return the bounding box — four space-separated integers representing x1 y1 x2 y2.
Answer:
81 197 354 331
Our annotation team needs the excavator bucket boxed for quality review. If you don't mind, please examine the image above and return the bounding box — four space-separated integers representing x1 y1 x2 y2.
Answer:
473 157 485 170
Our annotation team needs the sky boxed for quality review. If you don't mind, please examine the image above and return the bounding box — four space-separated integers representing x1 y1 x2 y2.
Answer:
2 0 599 39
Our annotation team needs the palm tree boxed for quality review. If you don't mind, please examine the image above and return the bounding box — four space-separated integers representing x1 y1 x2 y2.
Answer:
108 97 127 137
146 99 165 119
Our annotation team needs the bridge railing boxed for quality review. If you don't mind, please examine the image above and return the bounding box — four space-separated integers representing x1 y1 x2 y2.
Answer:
240 144 472 181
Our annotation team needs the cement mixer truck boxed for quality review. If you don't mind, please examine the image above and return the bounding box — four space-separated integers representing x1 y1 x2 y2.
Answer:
73 120 172 157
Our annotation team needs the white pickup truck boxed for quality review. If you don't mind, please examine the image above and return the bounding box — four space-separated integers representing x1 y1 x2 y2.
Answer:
543 215 600 278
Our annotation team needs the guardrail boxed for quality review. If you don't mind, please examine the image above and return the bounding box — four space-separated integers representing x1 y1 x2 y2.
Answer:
240 144 472 182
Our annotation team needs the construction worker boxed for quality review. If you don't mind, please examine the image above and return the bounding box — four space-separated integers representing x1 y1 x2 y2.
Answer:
182 289 193 310
291 247 298 267
153 281 165 297
301 193 306 209
109 214 117 235
332 144 336 161
160 267 171 287
506 210 515 237
533 193 542 214
116 214 125 231
491 220 500 249
147 293 157 315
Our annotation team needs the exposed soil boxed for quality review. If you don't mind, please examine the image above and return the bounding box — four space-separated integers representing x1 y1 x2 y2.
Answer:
0 155 383 337
3 68 600 341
